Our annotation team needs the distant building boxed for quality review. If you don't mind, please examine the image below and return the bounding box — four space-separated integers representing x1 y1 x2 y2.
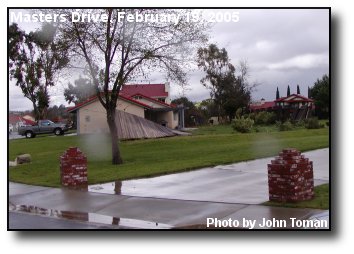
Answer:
8 113 36 131
249 94 314 121
274 94 314 121
249 98 275 112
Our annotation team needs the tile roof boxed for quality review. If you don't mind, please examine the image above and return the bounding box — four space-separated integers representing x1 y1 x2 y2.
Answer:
67 93 154 113
67 84 171 113
120 84 168 98
249 101 275 111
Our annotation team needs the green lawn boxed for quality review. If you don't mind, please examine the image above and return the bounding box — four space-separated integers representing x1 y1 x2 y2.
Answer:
9 126 329 187
263 184 329 210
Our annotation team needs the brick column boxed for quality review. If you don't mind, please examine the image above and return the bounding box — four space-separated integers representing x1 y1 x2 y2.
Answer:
60 147 87 188
268 148 314 202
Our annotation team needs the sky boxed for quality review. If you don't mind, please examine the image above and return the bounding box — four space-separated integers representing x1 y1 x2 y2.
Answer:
8 8 329 111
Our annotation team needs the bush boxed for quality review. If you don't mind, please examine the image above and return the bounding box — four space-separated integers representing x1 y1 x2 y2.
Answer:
293 120 305 128
254 111 277 125
276 120 293 131
248 112 256 120
232 117 254 133
304 117 325 129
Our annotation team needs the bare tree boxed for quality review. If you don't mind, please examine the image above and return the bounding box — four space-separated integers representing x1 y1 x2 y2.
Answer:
57 9 208 164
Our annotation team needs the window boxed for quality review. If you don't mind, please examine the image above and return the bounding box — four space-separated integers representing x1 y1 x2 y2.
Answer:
40 120 52 126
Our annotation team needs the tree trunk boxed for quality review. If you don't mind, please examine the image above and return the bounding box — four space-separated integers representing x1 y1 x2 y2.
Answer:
107 107 123 165
32 101 39 121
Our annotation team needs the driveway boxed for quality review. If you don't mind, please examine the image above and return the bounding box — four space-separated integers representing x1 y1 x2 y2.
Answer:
89 148 329 204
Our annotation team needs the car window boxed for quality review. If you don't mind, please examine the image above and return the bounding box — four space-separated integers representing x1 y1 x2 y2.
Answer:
41 121 50 126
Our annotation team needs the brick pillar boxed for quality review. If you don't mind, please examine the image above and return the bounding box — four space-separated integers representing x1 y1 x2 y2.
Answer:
60 147 87 188
268 148 314 202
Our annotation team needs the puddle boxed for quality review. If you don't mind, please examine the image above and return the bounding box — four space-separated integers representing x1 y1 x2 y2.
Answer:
9 203 171 229
89 181 124 195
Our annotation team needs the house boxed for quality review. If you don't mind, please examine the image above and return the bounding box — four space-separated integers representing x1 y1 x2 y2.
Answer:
274 94 314 109
68 83 183 136
9 113 36 132
249 94 314 121
249 98 275 112
274 94 314 121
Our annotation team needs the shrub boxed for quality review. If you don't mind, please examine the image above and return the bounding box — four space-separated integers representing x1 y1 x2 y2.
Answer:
248 112 256 121
276 120 293 131
232 117 254 133
235 108 243 119
254 111 277 125
304 117 325 129
293 120 305 128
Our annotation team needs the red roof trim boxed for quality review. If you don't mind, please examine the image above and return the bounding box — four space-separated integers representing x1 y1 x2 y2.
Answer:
274 94 314 103
120 94 153 108
131 93 175 108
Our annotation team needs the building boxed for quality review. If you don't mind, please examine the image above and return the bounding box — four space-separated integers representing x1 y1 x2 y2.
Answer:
274 94 314 121
249 98 275 112
68 83 183 136
9 113 36 132
249 94 314 121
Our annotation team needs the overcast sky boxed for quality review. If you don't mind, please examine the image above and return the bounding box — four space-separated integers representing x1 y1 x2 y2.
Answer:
9 8 329 111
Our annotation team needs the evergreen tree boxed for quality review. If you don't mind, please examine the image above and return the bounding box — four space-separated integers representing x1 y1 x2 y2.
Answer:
308 86 311 98
287 85 291 97
276 87 280 99
297 84 300 94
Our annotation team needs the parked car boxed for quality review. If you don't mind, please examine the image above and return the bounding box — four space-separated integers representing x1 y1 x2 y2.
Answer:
18 120 69 138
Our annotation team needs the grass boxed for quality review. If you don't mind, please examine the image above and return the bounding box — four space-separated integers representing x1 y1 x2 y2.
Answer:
263 184 329 210
9 125 329 187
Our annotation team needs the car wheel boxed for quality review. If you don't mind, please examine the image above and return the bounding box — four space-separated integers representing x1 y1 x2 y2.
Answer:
25 131 34 138
54 128 62 136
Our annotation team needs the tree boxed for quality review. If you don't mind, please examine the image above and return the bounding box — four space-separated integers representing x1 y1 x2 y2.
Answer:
287 85 291 97
197 44 252 121
64 76 96 104
276 87 280 100
58 9 208 164
171 97 204 126
9 23 69 120
198 98 219 120
308 86 311 98
309 74 329 119
297 84 300 95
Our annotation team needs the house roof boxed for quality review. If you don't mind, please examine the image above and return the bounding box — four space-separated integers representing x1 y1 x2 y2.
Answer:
120 84 168 98
9 114 36 125
249 101 275 111
274 94 314 103
67 93 155 113
9 114 23 125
